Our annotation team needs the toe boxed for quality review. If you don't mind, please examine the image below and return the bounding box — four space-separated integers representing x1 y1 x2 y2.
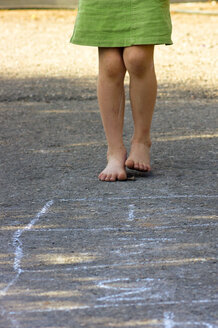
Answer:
143 163 150 171
134 162 139 170
100 173 107 181
143 165 148 171
140 163 148 171
105 174 112 181
146 165 151 172
118 171 127 180
139 163 144 171
125 159 134 169
110 174 117 181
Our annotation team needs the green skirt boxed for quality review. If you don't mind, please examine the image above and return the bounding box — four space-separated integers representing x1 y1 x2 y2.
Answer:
70 0 173 47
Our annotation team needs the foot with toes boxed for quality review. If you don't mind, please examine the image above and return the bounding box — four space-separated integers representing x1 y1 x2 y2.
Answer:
125 140 151 172
99 141 151 181
98 148 127 181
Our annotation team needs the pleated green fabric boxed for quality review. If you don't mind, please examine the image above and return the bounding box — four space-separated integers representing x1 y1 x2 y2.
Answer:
70 0 173 47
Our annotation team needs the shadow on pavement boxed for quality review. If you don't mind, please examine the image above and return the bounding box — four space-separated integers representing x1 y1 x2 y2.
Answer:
0 75 216 102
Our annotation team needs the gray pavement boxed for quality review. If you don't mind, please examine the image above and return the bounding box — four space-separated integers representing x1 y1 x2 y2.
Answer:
0 83 217 327
0 8 218 328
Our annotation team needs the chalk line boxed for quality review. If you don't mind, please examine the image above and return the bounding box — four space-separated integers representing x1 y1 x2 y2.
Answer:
0 200 54 297
29 221 218 233
7 298 218 314
163 312 214 328
97 277 153 302
0 306 19 328
128 204 135 221
59 193 218 203
21 256 217 275
164 312 175 328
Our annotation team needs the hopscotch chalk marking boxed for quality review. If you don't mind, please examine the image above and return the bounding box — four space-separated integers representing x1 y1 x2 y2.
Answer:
1 196 217 326
7 299 218 315
29 222 218 233
164 312 175 328
0 200 54 297
59 194 218 203
128 204 135 221
96 277 154 302
163 311 214 328
21 256 216 274
0 306 19 328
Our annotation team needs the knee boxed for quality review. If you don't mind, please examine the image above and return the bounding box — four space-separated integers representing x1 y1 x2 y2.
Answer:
99 50 126 80
124 46 154 77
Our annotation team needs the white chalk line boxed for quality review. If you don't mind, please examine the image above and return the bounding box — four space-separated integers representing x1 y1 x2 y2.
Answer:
22 256 217 274
163 311 214 328
1 196 217 327
28 221 218 234
0 200 54 297
95 278 217 307
164 312 175 328
0 200 54 328
0 306 19 328
163 312 212 328
59 194 218 203
96 277 154 302
128 204 135 221
7 298 218 314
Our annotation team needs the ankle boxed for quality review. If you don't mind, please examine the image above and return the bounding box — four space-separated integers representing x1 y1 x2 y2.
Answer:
131 137 152 148
107 145 127 157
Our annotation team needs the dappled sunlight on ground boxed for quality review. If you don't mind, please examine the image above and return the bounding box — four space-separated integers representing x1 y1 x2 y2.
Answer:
0 6 217 98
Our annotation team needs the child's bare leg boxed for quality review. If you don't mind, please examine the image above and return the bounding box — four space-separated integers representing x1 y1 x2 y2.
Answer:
123 45 157 171
97 47 127 181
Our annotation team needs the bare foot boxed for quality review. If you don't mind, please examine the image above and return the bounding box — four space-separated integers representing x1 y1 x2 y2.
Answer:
125 141 151 172
98 147 127 181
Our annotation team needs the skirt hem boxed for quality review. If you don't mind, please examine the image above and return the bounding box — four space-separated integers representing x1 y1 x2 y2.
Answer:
70 38 173 47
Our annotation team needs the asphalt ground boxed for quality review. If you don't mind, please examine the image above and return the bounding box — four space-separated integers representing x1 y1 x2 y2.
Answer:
0 6 218 328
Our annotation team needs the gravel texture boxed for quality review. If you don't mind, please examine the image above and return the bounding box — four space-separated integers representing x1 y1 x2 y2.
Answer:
0 3 217 102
